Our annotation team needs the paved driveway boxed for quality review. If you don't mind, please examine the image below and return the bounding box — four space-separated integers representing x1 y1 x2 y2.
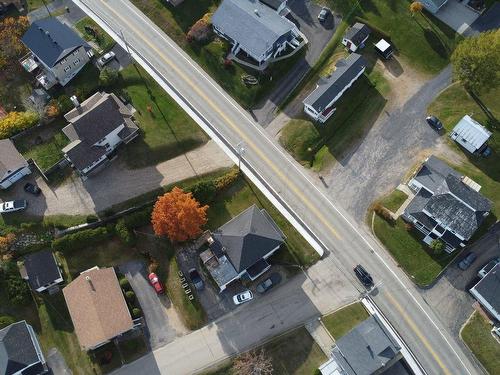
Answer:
119 261 181 350
434 0 480 35
46 347 71 375
28 0 86 25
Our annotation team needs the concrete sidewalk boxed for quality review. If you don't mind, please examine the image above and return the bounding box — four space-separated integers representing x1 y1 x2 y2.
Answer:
305 318 335 356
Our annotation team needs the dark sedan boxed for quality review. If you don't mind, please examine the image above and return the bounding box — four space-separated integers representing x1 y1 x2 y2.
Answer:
24 183 41 196
426 115 443 131
354 264 373 287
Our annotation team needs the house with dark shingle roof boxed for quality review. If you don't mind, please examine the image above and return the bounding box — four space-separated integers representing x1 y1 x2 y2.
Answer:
342 23 371 52
0 321 48 375
403 156 491 252
470 263 500 322
61 92 139 178
200 205 284 291
0 139 31 190
22 250 63 293
21 18 92 89
260 0 287 13
212 0 301 68
303 53 366 123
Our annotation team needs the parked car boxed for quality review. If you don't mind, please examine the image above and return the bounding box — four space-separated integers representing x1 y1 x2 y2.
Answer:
318 7 330 22
24 182 41 196
256 278 274 294
478 257 500 278
426 115 443 131
148 272 164 294
458 252 477 270
481 146 492 158
233 290 253 305
354 264 373 287
97 51 116 67
188 268 204 290
0 200 27 214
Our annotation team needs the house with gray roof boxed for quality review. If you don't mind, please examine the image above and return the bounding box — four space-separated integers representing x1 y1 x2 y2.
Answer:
420 0 448 13
303 53 366 123
0 139 31 190
200 205 284 291
470 263 500 322
22 250 63 293
211 0 301 69
450 115 492 155
342 23 371 52
403 156 491 252
20 18 91 89
62 92 139 178
0 320 47 375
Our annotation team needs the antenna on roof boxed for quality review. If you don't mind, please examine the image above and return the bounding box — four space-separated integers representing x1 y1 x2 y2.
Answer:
85 275 96 291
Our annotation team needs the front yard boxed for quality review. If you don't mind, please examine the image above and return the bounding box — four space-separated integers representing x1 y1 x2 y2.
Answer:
75 17 116 54
322 302 369 339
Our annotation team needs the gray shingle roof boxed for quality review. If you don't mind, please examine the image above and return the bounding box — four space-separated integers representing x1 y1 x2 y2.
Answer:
212 0 296 59
470 263 500 320
303 53 367 112
21 18 90 68
212 205 284 273
0 321 41 375
344 23 371 46
332 315 401 375
24 250 61 291
0 139 28 183
260 0 285 10
413 155 460 192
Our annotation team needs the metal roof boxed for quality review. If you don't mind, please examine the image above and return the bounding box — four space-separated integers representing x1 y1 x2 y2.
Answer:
451 115 492 150
470 263 500 321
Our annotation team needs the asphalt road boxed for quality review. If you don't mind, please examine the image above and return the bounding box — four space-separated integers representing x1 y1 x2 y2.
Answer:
73 0 483 373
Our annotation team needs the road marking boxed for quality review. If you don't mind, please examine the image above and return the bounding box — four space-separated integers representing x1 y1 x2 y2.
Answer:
385 291 451 375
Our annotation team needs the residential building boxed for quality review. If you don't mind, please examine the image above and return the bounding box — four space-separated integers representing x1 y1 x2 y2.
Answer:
470 263 500 322
0 139 31 190
0 321 48 375
20 18 92 89
212 0 302 69
403 156 491 252
63 267 134 350
319 315 403 375
420 0 448 13
260 0 287 13
450 115 492 155
200 205 284 292
62 92 139 178
303 53 366 123
22 250 63 293
342 23 371 52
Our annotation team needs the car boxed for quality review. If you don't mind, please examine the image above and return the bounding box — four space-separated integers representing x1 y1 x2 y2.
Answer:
318 7 330 22
478 257 500 278
256 278 274 294
148 272 164 294
0 200 27 214
426 115 443 131
458 252 477 270
481 146 492 158
188 268 204 290
24 182 41 196
97 51 116 67
354 264 373 287
233 290 253 305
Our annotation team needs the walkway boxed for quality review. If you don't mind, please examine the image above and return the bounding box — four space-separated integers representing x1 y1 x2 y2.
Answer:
305 318 335 356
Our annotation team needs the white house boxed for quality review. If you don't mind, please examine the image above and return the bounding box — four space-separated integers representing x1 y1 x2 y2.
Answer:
303 53 366 123
342 23 371 52
470 263 500 321
0 139 31 190
20 18 92 89
62 92 139 178
22 250 63 293
450 115 492 155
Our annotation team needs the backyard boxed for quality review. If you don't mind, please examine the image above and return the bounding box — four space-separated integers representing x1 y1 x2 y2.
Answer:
322 302 369 339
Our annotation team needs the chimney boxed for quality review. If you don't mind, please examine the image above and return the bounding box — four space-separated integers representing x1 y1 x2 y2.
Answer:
254 9 259 16
70 95 80 108
85 275 95 291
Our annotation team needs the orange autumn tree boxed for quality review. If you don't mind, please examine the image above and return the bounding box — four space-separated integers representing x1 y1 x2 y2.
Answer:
151 187 208 242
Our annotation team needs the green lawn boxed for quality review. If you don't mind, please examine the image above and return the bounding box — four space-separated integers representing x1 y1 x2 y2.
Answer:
280 74 387 170
372 215 455 286
461 312 500 375
322 302 369 339
380 190 408 212
75 17 116 54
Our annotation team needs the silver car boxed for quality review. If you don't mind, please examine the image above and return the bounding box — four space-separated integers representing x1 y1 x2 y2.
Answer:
97 51 116 67
232 290 253 305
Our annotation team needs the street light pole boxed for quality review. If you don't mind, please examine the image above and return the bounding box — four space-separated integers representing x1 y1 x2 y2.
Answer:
120 29 132 57
236 141 246 172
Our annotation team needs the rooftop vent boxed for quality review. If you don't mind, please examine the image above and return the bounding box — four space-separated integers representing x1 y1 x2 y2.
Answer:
254 9 259 16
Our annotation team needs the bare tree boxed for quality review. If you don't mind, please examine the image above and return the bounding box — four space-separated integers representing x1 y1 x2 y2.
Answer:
232 349 273 375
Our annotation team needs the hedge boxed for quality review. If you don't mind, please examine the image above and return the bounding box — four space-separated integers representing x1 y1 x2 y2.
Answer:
0 315 15 329
52 227 112 252
115 219 135 245
121 207 152 229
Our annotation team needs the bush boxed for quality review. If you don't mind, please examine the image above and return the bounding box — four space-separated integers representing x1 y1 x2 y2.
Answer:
373 203 395 225
131 307 142 318
189 180 217 204
2 262 31 305
102 208 115 217
119 277 130 289
0 111 39 138
187 13 213 43
125 290 135 301
215 167 240 191
51 227 111 252
57 95 73 114
86 215 99 223
430 239 445 254
115 219 135 245
121 207 152 229
99 67 119 87
0 315 15 329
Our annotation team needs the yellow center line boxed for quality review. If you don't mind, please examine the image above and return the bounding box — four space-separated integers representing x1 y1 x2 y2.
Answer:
98 0 341 240
385 291 452 375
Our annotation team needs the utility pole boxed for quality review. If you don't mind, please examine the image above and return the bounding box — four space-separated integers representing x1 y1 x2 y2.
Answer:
120 29 132 57
40 0 51 16
236 141 246 172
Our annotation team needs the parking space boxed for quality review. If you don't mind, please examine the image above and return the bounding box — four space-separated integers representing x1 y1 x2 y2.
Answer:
98 43 133 72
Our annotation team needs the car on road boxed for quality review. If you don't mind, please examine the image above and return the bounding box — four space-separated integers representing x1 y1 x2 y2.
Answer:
354 264 373 287
188 268 204 290
256 278 274 294
148 272 164 294
24 182 41 196
426 115 443 131
97 51 116 67
318 7 330 22
458 252 477 270
478 257 500 278
0 200 27 214
233 290 253 305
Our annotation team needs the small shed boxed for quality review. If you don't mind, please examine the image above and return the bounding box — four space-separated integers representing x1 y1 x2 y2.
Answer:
342 22 371 52
450 115 492 155
374 39 394 59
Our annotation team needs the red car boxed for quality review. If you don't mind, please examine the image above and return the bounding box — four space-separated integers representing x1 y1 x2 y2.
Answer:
148 273 164 294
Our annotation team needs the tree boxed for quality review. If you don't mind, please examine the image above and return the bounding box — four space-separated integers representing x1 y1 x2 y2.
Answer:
232 350 273 375
430 239 445 254
0 16 30 72
0 315 15 329
187 13 213 43
0 111 39 138
99 67 119 87
409 1 423 15
151 187 208 242
44 99 60 118
0 233 15 253
451 29 500 94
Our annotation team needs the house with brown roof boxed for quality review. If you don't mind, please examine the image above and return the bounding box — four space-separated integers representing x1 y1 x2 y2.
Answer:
62 267 134 350
0 139 31 190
